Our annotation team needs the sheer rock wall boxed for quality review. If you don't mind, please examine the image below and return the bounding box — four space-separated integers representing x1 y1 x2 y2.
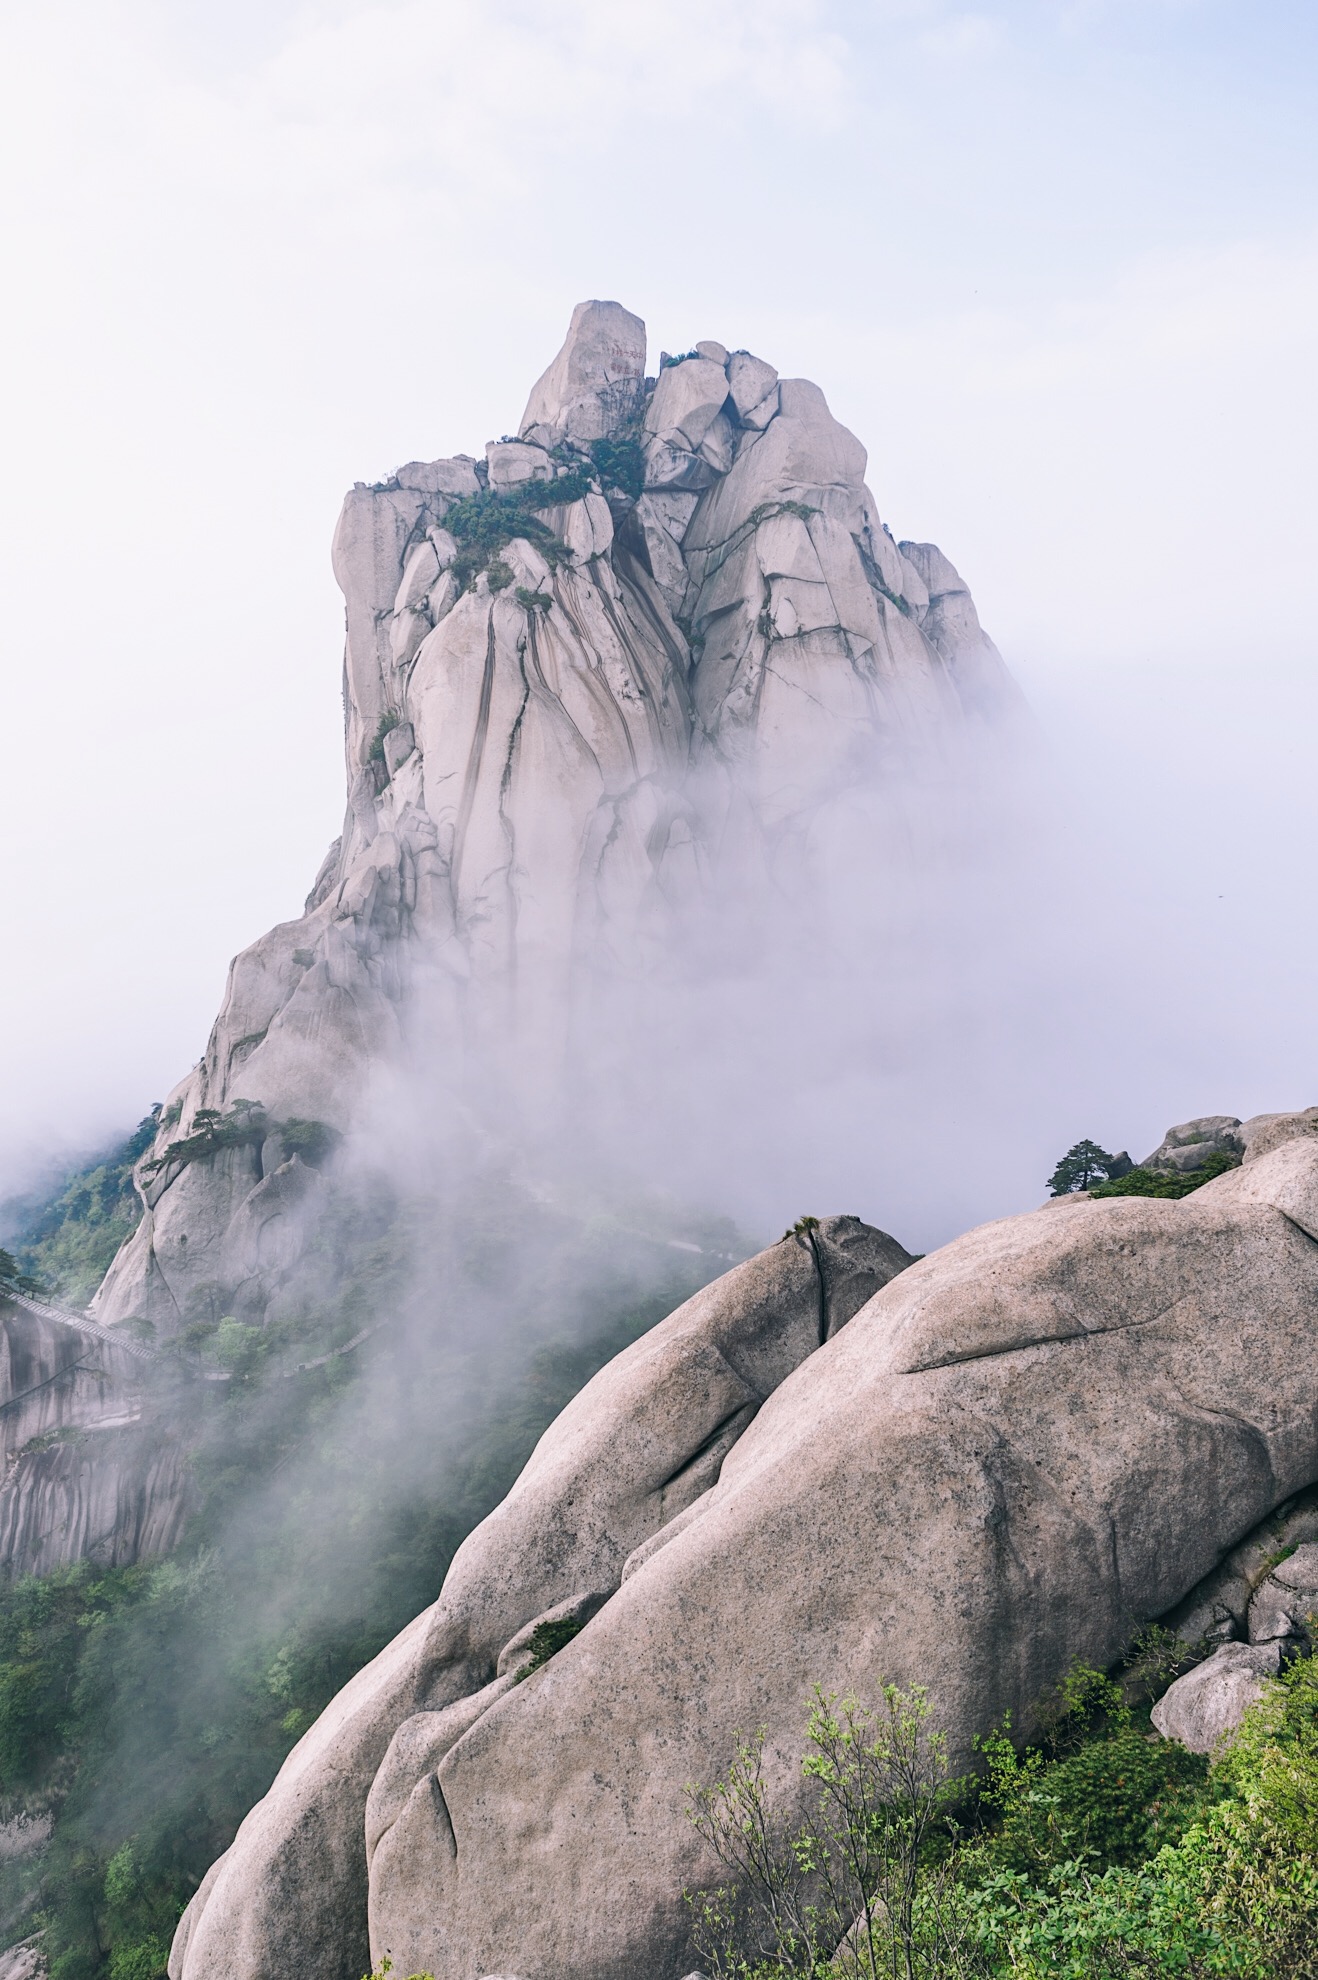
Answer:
0 1296 191 1575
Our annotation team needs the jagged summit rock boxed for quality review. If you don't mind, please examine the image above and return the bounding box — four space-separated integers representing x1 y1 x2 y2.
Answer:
519 299 647 446
92 302 1020 1334
169 1111 1318 1980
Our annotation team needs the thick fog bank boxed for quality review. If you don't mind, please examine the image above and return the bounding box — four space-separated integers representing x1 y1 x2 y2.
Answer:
452 662 1315 1259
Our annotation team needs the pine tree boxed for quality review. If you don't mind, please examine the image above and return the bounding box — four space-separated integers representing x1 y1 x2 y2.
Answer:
1047 1139 1132 1196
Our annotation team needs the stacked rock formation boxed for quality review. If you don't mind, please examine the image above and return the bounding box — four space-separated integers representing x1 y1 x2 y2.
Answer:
171 1109 1318 1980
91 300 1017 1336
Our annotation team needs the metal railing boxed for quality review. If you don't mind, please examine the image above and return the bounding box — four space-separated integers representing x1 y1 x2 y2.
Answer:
0 1287 161 1364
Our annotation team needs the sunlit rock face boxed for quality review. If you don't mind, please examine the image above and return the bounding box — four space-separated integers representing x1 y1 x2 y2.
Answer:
93 301 1018 1332
169 1118 1318 1980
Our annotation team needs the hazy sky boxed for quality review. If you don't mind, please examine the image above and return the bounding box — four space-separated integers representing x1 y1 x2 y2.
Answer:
1 0 1315 1212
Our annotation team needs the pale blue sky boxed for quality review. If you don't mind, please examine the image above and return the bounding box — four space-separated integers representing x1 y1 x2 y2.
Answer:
1 0 1315 1231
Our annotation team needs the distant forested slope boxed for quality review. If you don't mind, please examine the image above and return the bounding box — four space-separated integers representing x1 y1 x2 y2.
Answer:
0 1115 160 1307
0 1133 738 1980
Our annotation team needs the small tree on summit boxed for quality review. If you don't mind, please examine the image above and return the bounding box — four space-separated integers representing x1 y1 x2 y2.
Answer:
1047 1140 1132 1196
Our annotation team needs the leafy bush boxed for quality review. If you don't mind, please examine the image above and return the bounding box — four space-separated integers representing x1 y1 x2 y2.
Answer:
518 1615 584 1678
687 1687 982 1980
277 1120 338 1169
684 1652 1318 1979
587 434 645 500
0 1250 41 1299
957 1656 1318 1976
440 438 642 590
367 712 400 765
1090 1152 1239 1200
442 470 592 591
974 1666 1211 1878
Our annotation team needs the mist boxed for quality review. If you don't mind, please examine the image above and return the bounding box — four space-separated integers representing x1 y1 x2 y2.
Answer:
2 0 1317 1225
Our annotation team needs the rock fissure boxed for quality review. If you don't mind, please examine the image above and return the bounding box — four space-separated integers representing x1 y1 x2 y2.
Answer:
450 611 498 898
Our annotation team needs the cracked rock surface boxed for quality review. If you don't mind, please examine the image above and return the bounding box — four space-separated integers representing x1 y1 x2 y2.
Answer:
170 1117 1318 1980
93 300 1019 1335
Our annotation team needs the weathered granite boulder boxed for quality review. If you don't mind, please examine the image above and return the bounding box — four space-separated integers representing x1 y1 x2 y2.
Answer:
1142 1115 1244 1174
168 1217 913 1980
1161 1484 1318 1647
1151 1642 1283 1754
173 1124 1318 1980
1247 1542 1318 1650
93 303 1019 1336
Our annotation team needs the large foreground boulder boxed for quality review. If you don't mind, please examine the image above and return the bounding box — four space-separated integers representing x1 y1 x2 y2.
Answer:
173 1120 1318 1980
1151 1642 1284 1754
168 1216 912 1980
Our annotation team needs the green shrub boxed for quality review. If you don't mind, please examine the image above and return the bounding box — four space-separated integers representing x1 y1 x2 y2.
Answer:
1090 1151 1239 1199
517 1615 584 1678
367 711 400 765
442 472 590 591
277 1119 338 1168
587 434 645 500
441 441 643 591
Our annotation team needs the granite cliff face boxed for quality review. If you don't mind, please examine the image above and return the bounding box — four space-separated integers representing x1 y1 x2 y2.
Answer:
91 300 1018 1336
169 1110 1318 1980
0 1292 190 1576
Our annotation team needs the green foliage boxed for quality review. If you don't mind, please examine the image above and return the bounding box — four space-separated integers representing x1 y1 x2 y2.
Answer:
746 500 818 530
140 1106 339 1184
518 1615 585 1677
276 1119 338 1168
367 712 400 766
685 1656 1318 1979
0 1251 41 1298
141 1102 267 1179
959 1654 1318 1975
1 1115 161 1304
687 1687 980 1980
514 586 552 614
1047 1140 1133 1195
442 469 592 590
973 1665 1210 1878
1090 1152 1240 1199
440 439 641 590
587 434 645 500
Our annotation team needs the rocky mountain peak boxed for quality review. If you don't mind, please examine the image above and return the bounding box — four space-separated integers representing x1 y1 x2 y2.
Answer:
89 302 1020 1336
519 297 647 446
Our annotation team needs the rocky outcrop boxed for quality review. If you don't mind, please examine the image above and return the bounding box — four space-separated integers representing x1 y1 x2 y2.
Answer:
1161 1481 1318 1648
1141 1107 1318 1175
0 1294 191 1575
1151 1643 1284 1755
172 1110 1318 1980
167 1217 914 1980
93 302 1018 1334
